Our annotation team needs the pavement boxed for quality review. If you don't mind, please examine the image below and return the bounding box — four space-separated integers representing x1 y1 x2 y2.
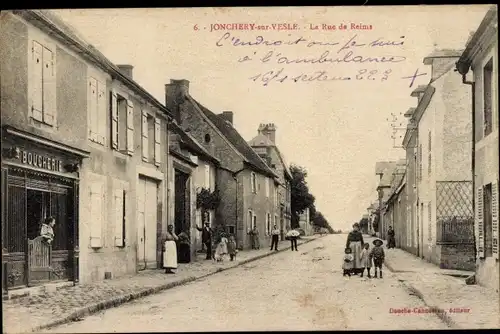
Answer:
2 235 322 334
41 234 450 332
364 235 499 330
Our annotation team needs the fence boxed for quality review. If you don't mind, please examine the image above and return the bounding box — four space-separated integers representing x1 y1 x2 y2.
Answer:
436 181 474 245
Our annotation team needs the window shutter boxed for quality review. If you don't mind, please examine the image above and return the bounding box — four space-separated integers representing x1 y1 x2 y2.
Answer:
154 117 161 166
114 188 125 247
31 41 43 121
265 178 270 197
90 183 103 248
141 111 148 161
88 78 98 141
204 165 210 189
477 186 485 258
42 47 55 126
126 100 134 155
97 83 106 144
110 92 118 150
492 181 498 259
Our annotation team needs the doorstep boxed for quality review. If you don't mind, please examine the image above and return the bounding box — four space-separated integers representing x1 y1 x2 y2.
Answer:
4 281 73 300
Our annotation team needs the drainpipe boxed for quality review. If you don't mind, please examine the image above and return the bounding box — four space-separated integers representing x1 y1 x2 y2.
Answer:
232 168 245 249
457 64 476 263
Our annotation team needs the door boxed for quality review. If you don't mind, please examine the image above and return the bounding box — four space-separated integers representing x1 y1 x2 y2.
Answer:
137 177 158 269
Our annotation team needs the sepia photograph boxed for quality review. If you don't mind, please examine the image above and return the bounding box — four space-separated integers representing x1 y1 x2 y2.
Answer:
1 4 499 332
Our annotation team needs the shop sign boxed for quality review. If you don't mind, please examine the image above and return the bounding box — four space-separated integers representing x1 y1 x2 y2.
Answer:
6 147 63 172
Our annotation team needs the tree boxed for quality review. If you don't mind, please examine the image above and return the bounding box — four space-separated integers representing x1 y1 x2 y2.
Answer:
289 164 315 228
311 211 334 234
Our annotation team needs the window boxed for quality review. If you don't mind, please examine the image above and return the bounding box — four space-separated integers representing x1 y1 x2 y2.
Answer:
205 164 211 189
428 131 432 175
88 77 107 145
112 94 134 155
114 188 126 247
90 182 105 248
205 133 211 143
248 210 253 230
226 225 235 235
30 40 56 126
265 178 270 197
251 172 257 193
483 183 493 258
483 58 493 136
266 213 271 235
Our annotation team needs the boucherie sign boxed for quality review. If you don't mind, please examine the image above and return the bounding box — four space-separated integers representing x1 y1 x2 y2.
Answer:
18 149 63 172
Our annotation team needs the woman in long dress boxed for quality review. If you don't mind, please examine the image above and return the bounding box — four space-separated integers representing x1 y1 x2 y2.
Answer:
346 223 365 275
214 233 228 262
163 224 179 274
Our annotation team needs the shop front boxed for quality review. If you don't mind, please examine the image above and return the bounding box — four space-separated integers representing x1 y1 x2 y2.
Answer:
1 126 89 291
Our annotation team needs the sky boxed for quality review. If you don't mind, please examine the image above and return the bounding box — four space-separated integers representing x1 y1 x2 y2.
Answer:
52 5 490 231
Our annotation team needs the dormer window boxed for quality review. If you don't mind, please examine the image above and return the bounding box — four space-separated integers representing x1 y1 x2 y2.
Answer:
204 133 211 143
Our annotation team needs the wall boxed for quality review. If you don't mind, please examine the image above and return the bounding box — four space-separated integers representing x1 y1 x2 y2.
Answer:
405 134 418 255
472 40 499 291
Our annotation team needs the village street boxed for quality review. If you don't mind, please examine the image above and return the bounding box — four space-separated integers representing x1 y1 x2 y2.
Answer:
43 235 450 332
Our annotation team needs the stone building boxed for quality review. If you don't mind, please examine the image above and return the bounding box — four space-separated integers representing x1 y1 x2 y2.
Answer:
165 79 278 250
456 6 499 290
409 49 474 270
1 10 173 290
248 123 292 240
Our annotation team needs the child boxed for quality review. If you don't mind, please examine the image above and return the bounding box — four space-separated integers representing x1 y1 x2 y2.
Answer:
227 235 237 261
369 239 385 278
214 234 228 262
342 247 354 277
359 243 372 278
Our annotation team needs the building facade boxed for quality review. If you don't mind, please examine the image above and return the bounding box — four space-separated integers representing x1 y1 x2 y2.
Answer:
248 123 293 240
456 6 499 290
165 79 279 250
410 50 474 271
298 208 314 236
375 161 398 238
1 10 173 288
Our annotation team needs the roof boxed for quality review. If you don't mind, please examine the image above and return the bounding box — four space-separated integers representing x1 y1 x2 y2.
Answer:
192 99 277 178
375 161 397 175
410 85 428 97
457 6 498 74
248 134 274 147
423 49 464 65
19 10 172 119
169 122 220 165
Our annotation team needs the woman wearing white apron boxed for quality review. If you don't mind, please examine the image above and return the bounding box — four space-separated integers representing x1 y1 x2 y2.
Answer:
163 224 179 274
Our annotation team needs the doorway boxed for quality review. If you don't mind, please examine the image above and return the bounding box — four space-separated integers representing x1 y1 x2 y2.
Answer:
137 177 158 270
174 170 190 236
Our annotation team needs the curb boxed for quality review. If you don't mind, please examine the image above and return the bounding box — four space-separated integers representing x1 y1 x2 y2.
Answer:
33 235 324 332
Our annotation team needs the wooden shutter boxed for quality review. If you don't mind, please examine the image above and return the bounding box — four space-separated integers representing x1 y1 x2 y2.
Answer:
492 181 499 259
114 188 125 247
154 118 161 166
204 165 210 189
90 183 103 248
96 83 106 145
31 41 44 121
477 186 485 258
88 78 98 141
141 111 149 161
42 46 55 125
110 92 118 150
126 100 134 155
265 178 270 197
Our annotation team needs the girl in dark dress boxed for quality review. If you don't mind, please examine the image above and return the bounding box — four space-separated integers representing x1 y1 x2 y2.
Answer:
345 223 365 275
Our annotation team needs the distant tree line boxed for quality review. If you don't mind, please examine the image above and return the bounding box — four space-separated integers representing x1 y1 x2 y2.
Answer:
289 164 334 233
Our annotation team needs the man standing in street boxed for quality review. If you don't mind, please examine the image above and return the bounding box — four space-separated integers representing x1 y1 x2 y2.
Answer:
196 218 213 260
270 224 280 251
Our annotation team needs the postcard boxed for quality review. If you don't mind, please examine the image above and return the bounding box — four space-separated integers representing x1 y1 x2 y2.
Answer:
1 5 499 332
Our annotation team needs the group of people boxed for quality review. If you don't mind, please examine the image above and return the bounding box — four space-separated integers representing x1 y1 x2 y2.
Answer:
343 223 386 278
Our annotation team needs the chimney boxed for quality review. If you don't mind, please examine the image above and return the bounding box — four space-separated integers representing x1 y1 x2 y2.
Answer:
257 123 266 135
423 49 462 81
165 79 190 124
219 111 233 124
265 123 276 144
117 65 133 79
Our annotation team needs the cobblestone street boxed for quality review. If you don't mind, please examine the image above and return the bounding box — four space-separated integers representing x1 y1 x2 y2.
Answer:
42 234 453 332
2 236 319 333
